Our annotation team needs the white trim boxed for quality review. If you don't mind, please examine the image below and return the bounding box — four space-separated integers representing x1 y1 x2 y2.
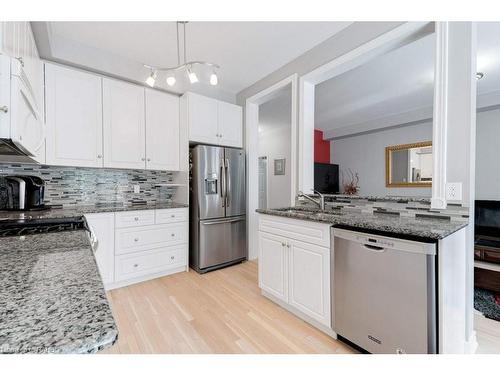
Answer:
431 22 449 210
464 331 478 354
245 74 298 260
298 22 434 193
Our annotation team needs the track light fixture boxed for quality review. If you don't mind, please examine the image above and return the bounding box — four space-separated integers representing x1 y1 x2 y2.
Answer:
144 21 220 88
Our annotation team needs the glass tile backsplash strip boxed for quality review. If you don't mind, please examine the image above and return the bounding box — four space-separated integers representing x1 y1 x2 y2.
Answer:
0 164 175 208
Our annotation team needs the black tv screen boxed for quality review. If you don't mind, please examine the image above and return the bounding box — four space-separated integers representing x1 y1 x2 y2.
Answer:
314 163 339 194
475 200 500 237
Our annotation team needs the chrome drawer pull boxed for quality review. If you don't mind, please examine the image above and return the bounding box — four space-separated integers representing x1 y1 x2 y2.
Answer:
133 264 138 268
134 217 139 221
134 238 139 242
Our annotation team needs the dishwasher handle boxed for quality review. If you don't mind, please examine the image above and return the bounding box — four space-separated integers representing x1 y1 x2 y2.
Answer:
362 243 386 252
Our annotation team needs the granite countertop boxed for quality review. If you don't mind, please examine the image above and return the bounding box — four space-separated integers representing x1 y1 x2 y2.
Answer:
0 229 118 353
256 206 468 241
0 202 188 222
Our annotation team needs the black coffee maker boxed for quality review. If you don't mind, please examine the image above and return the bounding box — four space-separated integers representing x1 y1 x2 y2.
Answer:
3 175 46 211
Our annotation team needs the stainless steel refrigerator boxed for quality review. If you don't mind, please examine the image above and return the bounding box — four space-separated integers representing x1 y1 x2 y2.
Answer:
189 145 247 273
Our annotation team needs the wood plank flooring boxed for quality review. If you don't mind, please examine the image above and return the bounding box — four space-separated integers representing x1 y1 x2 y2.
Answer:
103 260 355 354
475 311 500 354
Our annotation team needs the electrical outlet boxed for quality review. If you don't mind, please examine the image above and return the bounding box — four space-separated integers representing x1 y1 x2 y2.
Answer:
446 182 462 201
133 185 140 194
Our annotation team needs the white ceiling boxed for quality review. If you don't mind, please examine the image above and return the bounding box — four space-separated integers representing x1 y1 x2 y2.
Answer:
33 21 351 99
315 22 500 139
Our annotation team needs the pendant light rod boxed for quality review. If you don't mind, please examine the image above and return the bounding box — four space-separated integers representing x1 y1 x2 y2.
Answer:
144 21 220 86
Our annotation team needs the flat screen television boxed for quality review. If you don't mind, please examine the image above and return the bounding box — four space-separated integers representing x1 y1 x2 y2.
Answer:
475 200 500 238
314 163 339 194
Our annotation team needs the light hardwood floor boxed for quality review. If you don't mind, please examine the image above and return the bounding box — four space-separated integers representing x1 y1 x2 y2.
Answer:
475 312 500 354
103 260 355 354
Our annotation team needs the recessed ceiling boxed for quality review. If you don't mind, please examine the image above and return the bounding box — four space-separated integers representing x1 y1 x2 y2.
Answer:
315 22 500 139
33 21 351 99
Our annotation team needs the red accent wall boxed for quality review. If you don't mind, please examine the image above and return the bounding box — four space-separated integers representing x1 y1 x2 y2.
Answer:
314 129 331 163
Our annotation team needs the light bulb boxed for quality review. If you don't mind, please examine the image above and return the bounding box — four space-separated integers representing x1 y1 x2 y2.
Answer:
210 72 218 86
188 68 198 84
166 75 176 86
146 71 156 87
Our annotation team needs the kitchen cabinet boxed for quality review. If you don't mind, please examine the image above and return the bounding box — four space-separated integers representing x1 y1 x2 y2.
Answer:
85 213 115 288
259 232 288 302
145 88 180 171
288 239 331 326
218 101 243 148
103 78 146 169
45 64 103 167
183 92 242 147
258 214 331 328
185 92 219 145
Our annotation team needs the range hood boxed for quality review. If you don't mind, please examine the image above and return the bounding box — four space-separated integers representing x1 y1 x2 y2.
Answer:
0 139 39 164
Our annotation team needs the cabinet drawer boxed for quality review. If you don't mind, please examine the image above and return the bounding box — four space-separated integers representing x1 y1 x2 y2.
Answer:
115 246 186 282
258 214 331 248
115 223 187 255
115 210 155 228
155 208 188 224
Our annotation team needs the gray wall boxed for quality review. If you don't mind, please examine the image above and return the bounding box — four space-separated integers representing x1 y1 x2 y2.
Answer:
476 107 500 200
331 121 433 197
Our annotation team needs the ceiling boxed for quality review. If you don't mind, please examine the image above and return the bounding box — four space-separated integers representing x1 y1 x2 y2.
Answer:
32 21 351 100
315 22 500 139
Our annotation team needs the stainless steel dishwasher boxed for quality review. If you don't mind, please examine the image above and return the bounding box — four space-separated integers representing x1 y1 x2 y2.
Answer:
332 228 437 354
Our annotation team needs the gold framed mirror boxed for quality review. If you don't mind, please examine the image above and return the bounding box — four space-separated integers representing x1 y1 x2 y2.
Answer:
385 141 432 187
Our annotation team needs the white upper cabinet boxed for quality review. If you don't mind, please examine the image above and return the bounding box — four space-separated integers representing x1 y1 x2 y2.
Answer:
45 64 103 167
218 101 243 148
145 89 180 171
103 78 146 169
186 92 219 145
184 92 242 147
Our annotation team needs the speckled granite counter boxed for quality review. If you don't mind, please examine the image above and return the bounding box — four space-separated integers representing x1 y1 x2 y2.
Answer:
0 230 118 353
256 206 468 241
0 202 188 222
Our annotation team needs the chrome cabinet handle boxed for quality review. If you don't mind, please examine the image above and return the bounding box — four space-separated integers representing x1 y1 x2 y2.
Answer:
97 154 102 159
286 243 290 248
171 233 175 237
133 264 138 268
134 217 139 221
141 157 146 161
170 256 175 260
0 106 8 113
134 238 139 242
147 158 151 162
170 214 175 218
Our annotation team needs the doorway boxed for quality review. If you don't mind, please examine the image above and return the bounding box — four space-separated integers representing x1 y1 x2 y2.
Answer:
245 74 298 259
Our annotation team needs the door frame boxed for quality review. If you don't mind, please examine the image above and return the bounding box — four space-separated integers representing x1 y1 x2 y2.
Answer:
245 74 298 260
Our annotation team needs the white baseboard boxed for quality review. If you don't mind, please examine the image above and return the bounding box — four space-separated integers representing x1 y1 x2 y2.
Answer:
262 290 337 339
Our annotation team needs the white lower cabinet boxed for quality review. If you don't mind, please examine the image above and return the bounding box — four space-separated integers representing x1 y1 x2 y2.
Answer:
258 214 331 328
87 207 188 290
84 213 115 288
259 232 288 302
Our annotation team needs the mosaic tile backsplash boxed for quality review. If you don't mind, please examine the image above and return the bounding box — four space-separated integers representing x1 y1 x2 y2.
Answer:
0 164 176 208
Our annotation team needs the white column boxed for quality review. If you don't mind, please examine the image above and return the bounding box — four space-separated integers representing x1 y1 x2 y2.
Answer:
433 21 477 352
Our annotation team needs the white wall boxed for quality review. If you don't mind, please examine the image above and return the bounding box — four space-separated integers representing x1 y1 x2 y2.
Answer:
258 125 292 208
476 107 500 200
258 90 292 209
331 121 433 197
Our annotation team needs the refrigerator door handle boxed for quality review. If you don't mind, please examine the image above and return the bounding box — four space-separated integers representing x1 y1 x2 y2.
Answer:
225 158 230 207
220 160 226 207
201 217 245 225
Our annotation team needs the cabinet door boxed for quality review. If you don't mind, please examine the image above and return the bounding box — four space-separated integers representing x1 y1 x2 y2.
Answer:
187 92 219 145
103 78 146 169
85 213 115 288
45 64 103 167
145 89 180 171
288 239 330 326
218 101 242 148
258 231 288 302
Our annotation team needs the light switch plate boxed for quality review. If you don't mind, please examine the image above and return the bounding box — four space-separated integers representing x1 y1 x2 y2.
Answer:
133 185 140 194
446 182 462 201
